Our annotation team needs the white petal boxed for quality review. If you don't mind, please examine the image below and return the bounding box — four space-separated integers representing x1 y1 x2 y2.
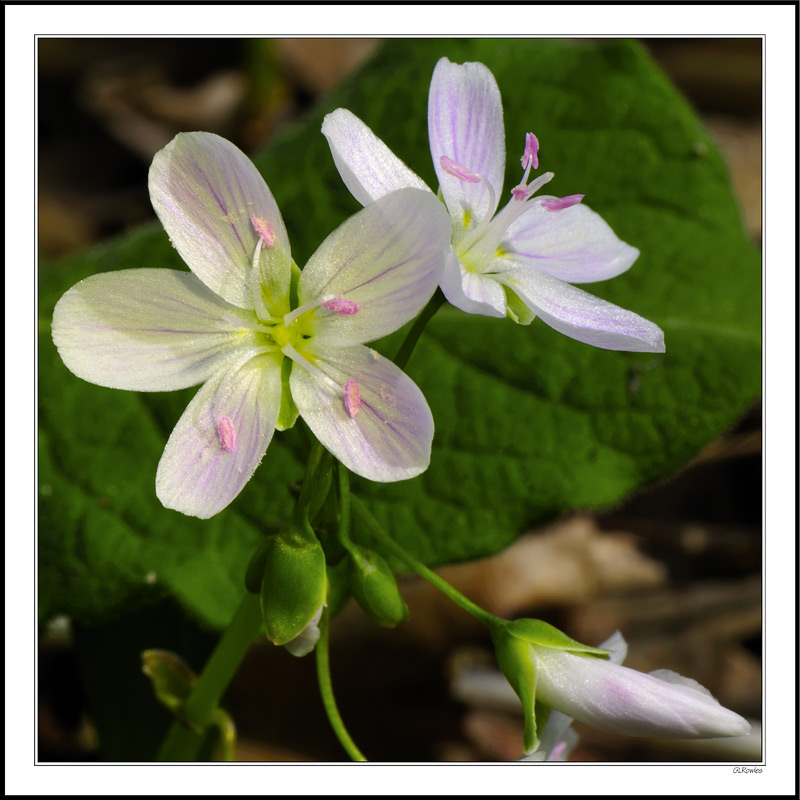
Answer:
156 352 283 518
599 630 628 665
321 108 431 206
283 605 325 658
428 57 505 228
52 269 256 391
299 188 450 345
533 647 752 739
501 201 640 283
439 249 507 318
498 268 665 352
149 132 292 311
289 343 433 482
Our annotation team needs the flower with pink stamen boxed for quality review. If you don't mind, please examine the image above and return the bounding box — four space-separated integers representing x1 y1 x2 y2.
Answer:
322 58 664 353
53 132 451 518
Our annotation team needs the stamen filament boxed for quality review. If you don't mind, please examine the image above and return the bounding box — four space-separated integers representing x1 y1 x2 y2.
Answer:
283 297 323 327
250 239 269 321
281 342 340 394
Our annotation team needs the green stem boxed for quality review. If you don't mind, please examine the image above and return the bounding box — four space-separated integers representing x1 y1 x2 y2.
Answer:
294 438 332 525
350 495 500 631
394 289 446 369
157 592 262 761
315 607 367 761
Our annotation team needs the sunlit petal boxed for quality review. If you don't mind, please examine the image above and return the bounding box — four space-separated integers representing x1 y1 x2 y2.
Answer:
289 343 433 482
156 352 283 518
149 132 291 312
52 268 258 391
321 108 430 206
428 57 505 227
499 268 665 352
439 249 507 318
500 201 640 283
299 188 450 345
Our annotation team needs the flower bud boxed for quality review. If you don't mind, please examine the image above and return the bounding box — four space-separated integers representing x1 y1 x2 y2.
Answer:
259 523 327 652
348 545 409 628
141 649 197 726
493 620 751 755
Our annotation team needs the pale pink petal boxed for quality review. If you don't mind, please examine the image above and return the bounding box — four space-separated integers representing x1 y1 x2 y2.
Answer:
533 647 751 739
52 268 258 391
500 201 640 284
298 188 450 346
498 268 665 352
156 352 283 518
321 108 431 206
439 250 507 318
149 132 291 312
428 57 505 229
289 343 433 482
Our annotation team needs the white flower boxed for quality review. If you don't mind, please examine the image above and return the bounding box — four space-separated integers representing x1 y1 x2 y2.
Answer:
322 57 664 353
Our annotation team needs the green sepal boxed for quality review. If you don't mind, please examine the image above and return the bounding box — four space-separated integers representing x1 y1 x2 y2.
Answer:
141 649 198 728
259 522 327 646
348 545 409 628
490 628 540 753
289 259 301 311
274 261 303 432
275 356 299 432
506 618 609 658
503 286 536 325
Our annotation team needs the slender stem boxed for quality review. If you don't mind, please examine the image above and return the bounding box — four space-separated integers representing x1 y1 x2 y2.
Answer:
157 592 263 761
394 289 447 369
315 608 367 762
211 709 237 762
350 495 500 631
294 437 331 525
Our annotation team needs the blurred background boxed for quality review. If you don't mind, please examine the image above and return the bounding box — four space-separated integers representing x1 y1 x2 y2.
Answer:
38 38 762 762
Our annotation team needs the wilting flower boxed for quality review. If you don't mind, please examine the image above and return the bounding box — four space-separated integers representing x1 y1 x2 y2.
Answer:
52 132 451 518
493 620 750 755
323 57 664 352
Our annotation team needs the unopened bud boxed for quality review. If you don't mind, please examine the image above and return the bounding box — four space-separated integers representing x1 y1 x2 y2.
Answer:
259 523 327 650
348 545 409 628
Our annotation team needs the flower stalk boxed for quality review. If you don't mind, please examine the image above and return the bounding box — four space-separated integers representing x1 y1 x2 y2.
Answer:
315 607 367 762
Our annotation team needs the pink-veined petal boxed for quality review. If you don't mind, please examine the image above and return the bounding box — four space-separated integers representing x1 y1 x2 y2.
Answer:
439 249 507 318
428 57 505 229
321 108 431 206
533 647 751 739
298 188 450 345
498 268 665 353
148 132 291 312
500 201 640 284
52 268 258 391
289 343 433 482
156 351 283 518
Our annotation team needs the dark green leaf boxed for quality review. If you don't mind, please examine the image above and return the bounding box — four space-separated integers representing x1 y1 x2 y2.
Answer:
38 39 760 628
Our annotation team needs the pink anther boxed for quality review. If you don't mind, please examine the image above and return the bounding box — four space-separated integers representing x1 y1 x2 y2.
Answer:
440 155 481 183
344 379 361 419
521 132 539 170
511 184 530 202
217 416 236 452
322 296 360 315
541 194 584 212
250 216 275 247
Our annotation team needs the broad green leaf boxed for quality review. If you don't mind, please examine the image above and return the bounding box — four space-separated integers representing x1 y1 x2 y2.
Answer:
38 39 760 628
